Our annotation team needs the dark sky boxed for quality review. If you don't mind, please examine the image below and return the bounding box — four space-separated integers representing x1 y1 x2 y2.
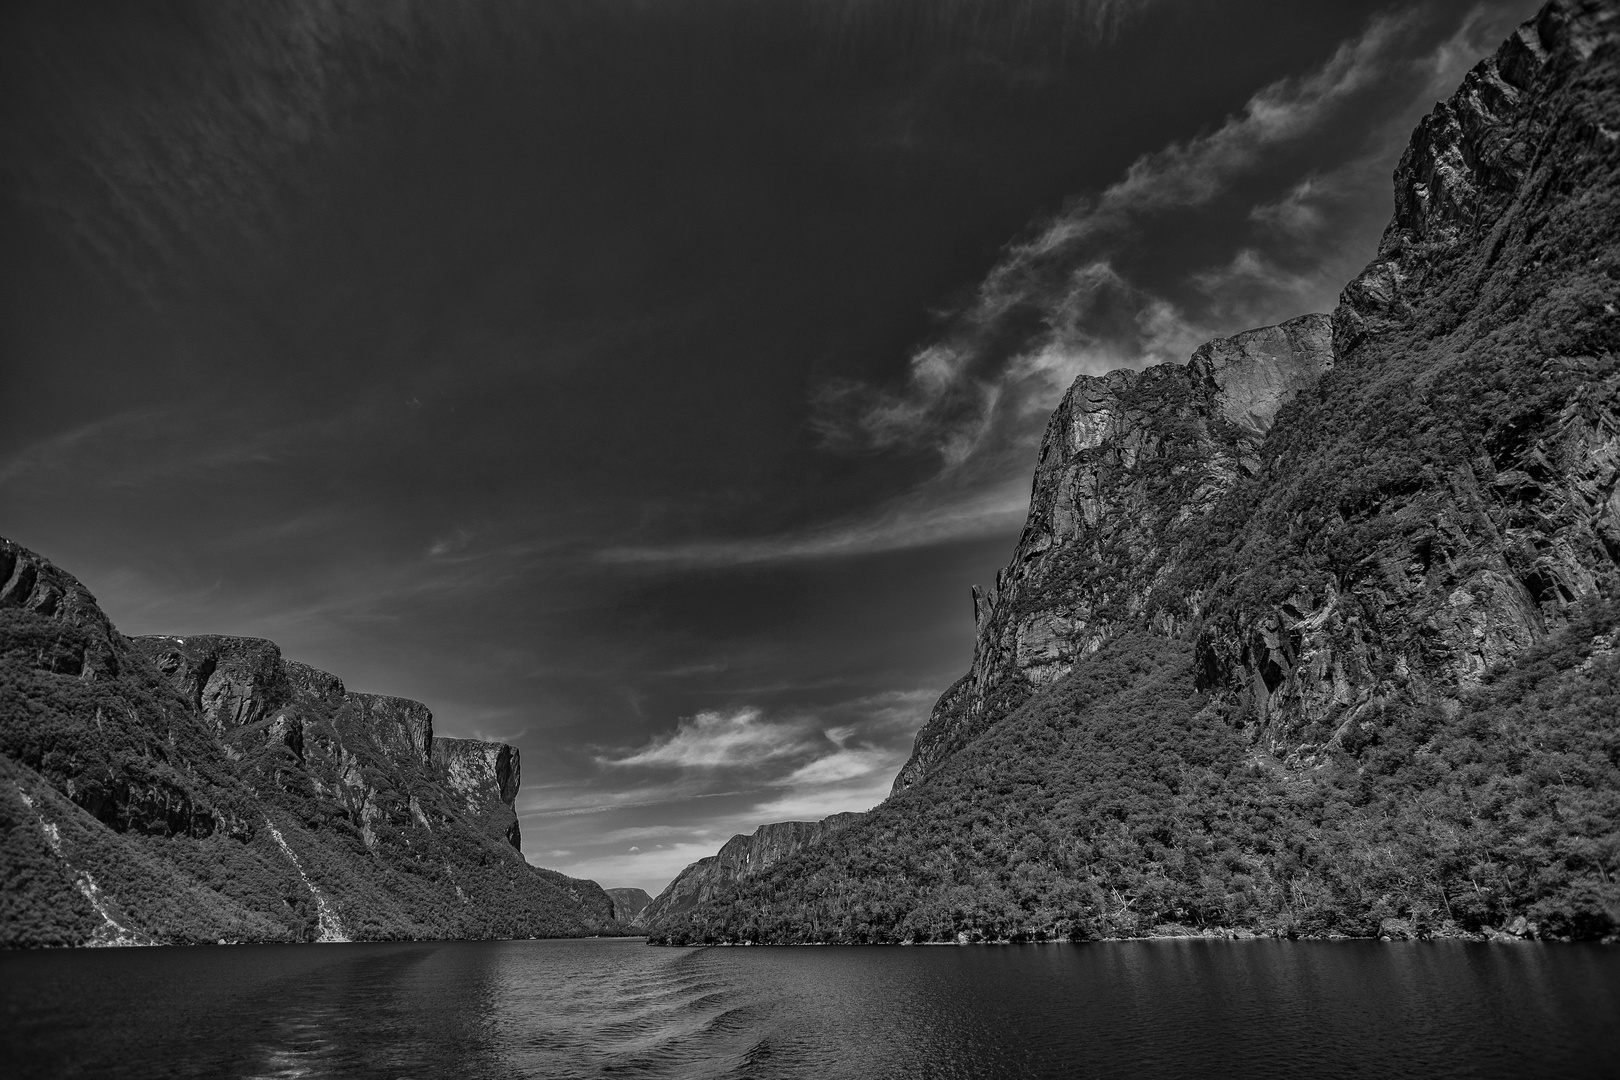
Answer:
0 0 1537 892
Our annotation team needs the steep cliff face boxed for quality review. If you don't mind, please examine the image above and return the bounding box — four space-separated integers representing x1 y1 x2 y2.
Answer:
898 0 1620 785
638 814 862 926
606 887 652 923
0 536 613 946
431 737 523 850
650 1 1620 946
894 314 1334 792
1192 0 1620 759
0 540 125 681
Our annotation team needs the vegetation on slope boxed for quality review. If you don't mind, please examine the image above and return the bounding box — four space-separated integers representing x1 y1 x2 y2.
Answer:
1183 8 1620 743
1 586 610 946
651 603 1619 944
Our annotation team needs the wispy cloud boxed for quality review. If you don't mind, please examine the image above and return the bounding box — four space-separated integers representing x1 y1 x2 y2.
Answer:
520 786 747 818
810 8 1437 468
745 772 900 824
527 685 933 891
600 707 813 769
591 693 921 811
598 481 1029 567
0 410 165 488
549 841 725 893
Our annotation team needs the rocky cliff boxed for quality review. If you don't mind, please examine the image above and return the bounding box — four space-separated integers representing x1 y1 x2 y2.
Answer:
0 536 613 946
606 887 652 923
649 0 1620 946
897 0 1620 784
894 313 1334 792
1188 0 1620 763
638 814 862 927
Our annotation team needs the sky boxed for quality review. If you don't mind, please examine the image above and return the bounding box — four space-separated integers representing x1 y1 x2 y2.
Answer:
0 0 1540 894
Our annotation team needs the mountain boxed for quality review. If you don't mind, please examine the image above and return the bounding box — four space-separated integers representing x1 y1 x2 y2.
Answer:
644 0 1620 945
0 537 614 946
606 887 653 923
636 815 863 927
893 313 1334 794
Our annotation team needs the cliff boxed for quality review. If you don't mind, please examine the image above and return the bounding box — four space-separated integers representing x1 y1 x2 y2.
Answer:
893 313 1334 792
606 887 652 923
900 0 1620 782
1191 0 1620 759
0 536 613 946
650 0 1620 946
638 814 862 927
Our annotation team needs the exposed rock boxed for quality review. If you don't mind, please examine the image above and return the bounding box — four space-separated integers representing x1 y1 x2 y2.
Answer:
893 314 1334 792
647 1 1620 948
897 0 1620 785
0 537 613 945
141 635 288 734
1195 0 1620 759
639 813 863 926
0 537 124 680
431 737 523 850
607 887 653 923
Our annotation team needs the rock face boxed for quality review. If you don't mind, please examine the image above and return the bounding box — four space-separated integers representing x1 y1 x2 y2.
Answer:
0 536 613 946
606 887 653 923
648 1 1620 946
1192 0 1620 758
431 738 523 850
896 0 1620 784
638 814 862 927
893 314 1334 792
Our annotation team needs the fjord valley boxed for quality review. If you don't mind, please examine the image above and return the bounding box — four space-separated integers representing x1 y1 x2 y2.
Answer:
0 537 613 945
640 0 1620 947
1 0 1617 962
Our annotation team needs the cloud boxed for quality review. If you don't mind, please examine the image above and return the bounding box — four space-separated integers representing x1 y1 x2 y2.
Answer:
745 773 897 823
598 481 1030 567
599 707 813 769
426 528 477 558
0 410 164 487
549 841 723 893
540 687 931 892
811 9 1425 467
520 786 747 818
777 746 899 786
594 693 920 800
596 825 717 843
1188 248 1327 330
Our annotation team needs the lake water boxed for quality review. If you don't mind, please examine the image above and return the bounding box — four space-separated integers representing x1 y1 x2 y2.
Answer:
2 938 1617 1079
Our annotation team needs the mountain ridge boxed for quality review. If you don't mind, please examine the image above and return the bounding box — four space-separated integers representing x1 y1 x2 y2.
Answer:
0 536 614 946
642 0 1620 945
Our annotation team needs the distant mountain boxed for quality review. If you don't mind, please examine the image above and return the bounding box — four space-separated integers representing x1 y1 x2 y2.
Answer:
0 537 613 945
646 0 1620 945
637 815 862 927
606 887 653 923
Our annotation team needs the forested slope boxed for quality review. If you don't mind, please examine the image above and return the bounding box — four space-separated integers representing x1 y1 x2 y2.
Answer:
0 537 613 946
653 611 1618 943
650 0 1620 945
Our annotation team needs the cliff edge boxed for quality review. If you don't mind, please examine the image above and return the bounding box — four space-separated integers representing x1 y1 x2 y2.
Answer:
648 0 1620 946
0 536 612 946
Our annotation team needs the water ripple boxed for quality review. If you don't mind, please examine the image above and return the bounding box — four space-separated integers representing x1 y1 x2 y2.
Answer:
3 939 1618 1079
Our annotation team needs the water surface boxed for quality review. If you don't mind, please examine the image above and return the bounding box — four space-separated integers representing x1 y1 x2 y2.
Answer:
3 938 1616 1078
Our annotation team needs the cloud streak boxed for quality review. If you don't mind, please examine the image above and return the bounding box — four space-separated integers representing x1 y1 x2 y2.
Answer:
600 707 813 769
810 8 1443 469
598 482 1030 567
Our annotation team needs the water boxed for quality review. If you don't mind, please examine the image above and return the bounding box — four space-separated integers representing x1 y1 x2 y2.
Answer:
2 938 1616 1079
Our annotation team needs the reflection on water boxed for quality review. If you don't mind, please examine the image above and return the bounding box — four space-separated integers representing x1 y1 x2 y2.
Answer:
3 938 1617 1079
